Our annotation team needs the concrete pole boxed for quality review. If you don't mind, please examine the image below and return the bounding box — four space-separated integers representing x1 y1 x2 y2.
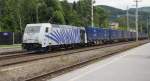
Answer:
0 23 1 32
135 0 140 41
36 6 39 23
19 14 22 33
91 0 94 27
126 6 130 31
147 17 149 39
13 32 15 45
140 24 142 32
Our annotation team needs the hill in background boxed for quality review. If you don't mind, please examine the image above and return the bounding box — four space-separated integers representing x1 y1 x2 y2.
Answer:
98 5 150 31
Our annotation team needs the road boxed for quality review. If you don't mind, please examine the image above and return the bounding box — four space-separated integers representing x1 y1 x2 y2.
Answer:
48 43 150 81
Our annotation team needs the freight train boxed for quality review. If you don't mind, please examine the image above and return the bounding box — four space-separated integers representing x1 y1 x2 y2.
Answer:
22 23 148 52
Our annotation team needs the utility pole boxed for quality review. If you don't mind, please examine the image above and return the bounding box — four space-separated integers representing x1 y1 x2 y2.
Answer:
140 24 142 32
36 5 39 23
134 0 141 41
126 6 130 31
147 16 149 39
91 0 95 27
0 22 1 32
13 32 15 45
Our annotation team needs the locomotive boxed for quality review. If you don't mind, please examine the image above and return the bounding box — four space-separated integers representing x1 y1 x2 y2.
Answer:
22 23 148 52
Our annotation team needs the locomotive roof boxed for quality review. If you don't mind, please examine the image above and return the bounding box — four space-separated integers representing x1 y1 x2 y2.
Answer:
26 23 84 29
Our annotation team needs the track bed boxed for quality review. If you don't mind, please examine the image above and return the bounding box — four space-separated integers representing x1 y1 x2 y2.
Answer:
0 40 149 81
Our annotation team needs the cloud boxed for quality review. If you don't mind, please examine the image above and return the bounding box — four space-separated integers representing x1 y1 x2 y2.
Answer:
67 0 150 10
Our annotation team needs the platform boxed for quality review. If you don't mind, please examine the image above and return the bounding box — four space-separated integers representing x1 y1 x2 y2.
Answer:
49 43 150 81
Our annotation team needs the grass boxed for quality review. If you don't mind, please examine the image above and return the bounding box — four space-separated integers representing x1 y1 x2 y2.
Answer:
0 44 21 48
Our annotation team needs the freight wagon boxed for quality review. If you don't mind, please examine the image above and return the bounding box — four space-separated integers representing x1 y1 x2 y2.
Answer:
85 27 109 44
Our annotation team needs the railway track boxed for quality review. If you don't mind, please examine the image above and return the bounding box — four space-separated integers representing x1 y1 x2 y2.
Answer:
27 52 116 81
0 40 148 81
26 40 149 81
0 52 33 59
0 41 137 67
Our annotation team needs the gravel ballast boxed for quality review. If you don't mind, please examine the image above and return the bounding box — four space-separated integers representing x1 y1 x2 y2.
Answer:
0 40 149 81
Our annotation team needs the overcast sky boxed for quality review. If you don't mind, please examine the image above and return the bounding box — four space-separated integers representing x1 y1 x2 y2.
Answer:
67 0 150 10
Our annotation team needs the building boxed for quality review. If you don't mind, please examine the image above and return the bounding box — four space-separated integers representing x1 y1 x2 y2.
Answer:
109 22 119 29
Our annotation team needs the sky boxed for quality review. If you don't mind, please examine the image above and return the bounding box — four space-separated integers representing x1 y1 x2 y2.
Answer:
67 0 150 10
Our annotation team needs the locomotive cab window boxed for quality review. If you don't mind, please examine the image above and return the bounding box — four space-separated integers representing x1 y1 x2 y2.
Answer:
45 27 49 33
25 26 41 33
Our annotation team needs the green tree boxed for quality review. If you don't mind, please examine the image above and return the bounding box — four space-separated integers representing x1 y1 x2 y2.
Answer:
61 0 81 26
94 6 108 27
0 0 108 32
44 0 65 24
75 0 92 26
52 10 65 24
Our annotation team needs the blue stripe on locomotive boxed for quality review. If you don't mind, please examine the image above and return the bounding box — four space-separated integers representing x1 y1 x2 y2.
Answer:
45 27 81 45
